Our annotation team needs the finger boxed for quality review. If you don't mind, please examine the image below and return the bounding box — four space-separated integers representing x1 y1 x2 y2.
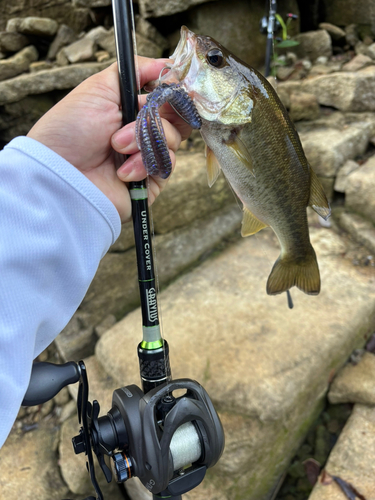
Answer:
112 118 182 155
137 56 173 89
116 149 176 193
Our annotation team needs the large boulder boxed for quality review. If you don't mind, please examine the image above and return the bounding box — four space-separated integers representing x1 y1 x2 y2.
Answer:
0 419 69 499
95 226 375 500
139 0 218 18
0 1 91 33
6 17 58 37
0 31 29 53
0 45 38 82
345 155 375 224
184 0 299 69
292 30 332 62
322 0 375 33
0 60 114 105
308 405 375 500
277 67 375 112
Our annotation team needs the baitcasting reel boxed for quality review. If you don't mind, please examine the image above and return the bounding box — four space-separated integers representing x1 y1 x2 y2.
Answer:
23 360 225 500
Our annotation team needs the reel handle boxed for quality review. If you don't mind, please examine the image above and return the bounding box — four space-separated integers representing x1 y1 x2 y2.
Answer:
22 361 80 406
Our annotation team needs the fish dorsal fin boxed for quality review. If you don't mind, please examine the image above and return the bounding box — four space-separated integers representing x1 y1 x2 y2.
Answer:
241 207 268 237
225 134 255 177
308 168 331 220
205 144 221 187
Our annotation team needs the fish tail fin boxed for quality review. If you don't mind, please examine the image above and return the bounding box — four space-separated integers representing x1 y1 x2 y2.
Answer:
266 247 321 296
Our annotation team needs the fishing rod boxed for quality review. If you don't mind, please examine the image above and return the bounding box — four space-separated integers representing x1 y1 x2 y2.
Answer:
264 0 277 77
22 2 224 500
112 0 171 396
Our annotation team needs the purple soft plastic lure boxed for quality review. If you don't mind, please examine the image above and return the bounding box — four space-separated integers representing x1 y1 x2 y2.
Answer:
136 83 202 179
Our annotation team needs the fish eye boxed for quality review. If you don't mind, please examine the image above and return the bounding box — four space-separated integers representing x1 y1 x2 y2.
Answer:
206 49 224 68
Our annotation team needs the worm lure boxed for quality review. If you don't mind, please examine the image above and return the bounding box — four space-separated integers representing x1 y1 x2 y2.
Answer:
135 83 202 179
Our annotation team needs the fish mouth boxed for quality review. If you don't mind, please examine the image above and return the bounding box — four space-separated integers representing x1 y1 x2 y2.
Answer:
145 26 196 91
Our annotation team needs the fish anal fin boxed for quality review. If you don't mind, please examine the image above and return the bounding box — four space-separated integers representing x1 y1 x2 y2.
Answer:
241 207 268 237
205 145 221 187
309 168 331 220
267 249 321 296
225 134 255 177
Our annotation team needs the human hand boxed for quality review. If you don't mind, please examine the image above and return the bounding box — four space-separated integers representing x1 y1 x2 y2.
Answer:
27 57 192 223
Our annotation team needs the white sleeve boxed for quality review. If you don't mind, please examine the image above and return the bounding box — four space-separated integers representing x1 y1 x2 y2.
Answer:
0 136 122 448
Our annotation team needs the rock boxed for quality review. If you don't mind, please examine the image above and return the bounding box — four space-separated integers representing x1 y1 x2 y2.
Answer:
278 66 375 112
276 65 295 81
59 399 76 422
139 0 218 18
345 155 375 224
47 24 77 60
309 64 336 77
342 53 373 72
95 314 117 337
29 60 53 72
0 60 114 105
186 0 300 70
78 204 240 327
366 42 375 60
55 47 69 66
339 211 375 255
345 24 359 47
110 221 135 252
55 312 95 361
292 30 332 62
85 26 116 57
63 37 96 63
59 414 124 499
96 226 375 500
0 45 38 82
66 355 119 412
299 123 371 176
0 1 91 34
0 94 54 143
0 419 69 499
135 16 169 52
334 160 359 192
316 56 328 65
308 405 375 500
0 31 29 52
6 17 58 37
136 32 164 59
73 0 111 6
322 0 374 28
289 92 320 121
95 50 110 62
152 152 234 234
318 23 346 41
328 352 375 404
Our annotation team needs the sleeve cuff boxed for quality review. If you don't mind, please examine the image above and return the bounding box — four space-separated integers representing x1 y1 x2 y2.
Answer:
4 136 122 245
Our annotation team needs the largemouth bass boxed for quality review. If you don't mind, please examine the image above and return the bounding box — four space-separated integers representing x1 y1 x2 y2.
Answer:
151 26 331 296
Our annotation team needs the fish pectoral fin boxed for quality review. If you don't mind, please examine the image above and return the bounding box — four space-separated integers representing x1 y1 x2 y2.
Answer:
225 134 255 177
205 145 221 187
241 207 268 237
308 168 331 220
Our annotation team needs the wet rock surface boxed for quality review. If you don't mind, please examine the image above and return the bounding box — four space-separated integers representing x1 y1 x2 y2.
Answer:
96 227 375 500
328 352 375 404
308 405 375 500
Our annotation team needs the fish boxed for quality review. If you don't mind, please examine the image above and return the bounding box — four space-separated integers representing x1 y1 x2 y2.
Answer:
148 26 331 296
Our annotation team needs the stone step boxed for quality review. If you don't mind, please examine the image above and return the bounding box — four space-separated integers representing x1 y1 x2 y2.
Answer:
308 404 375 500
95 225 375 500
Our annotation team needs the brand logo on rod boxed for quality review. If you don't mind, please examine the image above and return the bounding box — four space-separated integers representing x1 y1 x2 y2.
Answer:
146 287 158 322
